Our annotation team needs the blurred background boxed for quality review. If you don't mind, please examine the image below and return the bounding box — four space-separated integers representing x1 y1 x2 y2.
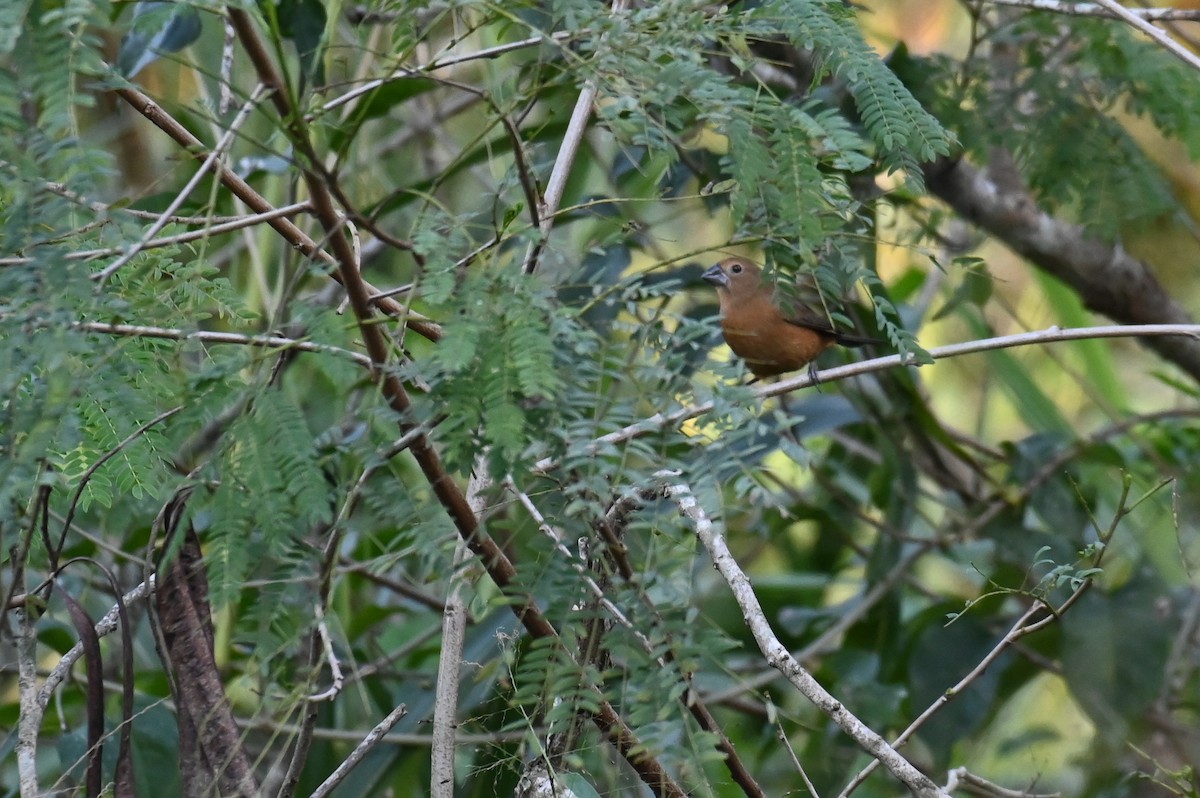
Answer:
3 1 1200 796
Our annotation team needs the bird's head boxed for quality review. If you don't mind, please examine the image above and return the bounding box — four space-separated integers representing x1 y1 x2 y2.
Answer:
701 257 763 298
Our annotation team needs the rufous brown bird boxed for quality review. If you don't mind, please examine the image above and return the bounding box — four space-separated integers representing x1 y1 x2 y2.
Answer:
702 257 878 378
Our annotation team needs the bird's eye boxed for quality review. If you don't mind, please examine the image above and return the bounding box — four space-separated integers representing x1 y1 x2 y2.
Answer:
730 263 742 274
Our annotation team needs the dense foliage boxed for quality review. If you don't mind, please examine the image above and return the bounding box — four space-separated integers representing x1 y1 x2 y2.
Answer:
3 1 1200 796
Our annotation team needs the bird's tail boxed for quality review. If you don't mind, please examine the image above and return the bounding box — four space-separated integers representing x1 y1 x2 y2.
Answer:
832 331 882 348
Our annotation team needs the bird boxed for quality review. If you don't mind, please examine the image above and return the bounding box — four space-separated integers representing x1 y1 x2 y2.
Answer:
702 257 879 378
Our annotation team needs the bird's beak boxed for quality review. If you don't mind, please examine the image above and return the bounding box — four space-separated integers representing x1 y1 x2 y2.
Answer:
701 265 729 288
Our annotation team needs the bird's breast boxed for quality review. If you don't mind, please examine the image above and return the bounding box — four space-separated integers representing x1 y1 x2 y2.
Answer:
720 315 833 376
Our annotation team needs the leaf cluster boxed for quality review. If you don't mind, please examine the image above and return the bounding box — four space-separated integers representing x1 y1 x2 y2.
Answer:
4 1 1200 796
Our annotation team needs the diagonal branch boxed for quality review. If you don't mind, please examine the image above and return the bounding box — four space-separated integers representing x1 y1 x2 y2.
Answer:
1086 0 1200 71
224 10 687 795
520 0 629 274
983 0 1200 21
923 156 1200 381
842 484 1123 796
111 83 442 343
654 474 951 798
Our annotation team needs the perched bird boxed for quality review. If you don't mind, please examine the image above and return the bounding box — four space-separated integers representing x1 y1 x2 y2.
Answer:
702 257 878 378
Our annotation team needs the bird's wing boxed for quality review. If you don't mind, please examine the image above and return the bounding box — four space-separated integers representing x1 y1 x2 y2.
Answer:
780 308 881 347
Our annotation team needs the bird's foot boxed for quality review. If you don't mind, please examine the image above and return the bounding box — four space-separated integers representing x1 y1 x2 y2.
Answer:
807 362 823 392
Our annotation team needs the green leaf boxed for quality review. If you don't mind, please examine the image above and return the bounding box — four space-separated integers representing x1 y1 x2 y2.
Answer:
276 0 327 89
0 0 32 55
118 2 203 78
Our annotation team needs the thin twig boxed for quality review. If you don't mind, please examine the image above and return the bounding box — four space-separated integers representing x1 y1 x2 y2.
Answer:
985 0 1200 21
944 766 1061 798
308 703 409 798
238 715 528 744
317 33 574 117
57 407 182 568
506 480 645 638
95 86 266 282
0 202 312 266
842 478 1130 797
774 705 821 798
838 603 1045 796
62 320 373 367
307 604 346 702
533 323 1200 475
332 427 430 530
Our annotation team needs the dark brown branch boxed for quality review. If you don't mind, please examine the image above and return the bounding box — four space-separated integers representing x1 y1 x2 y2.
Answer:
224 10 686 795
110 85 442 344
154 520 259 797
923 155 1200 382
59 589 104 798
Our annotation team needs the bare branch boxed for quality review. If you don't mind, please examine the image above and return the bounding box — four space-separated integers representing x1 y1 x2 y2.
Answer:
702 543 933 705
984 0 1200 21
317 33 575 117
308 704 409 798
14 499 41 798
62 320 373 367
944 767 1061 798
95 86 266 282
843 480 1129 796
431 463 486 798
521 1 628 274
306 604 346 702
656 474 950 798
839 604 1046 796
1088 0 1200 71
0 202 312 266
774 707 822 798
